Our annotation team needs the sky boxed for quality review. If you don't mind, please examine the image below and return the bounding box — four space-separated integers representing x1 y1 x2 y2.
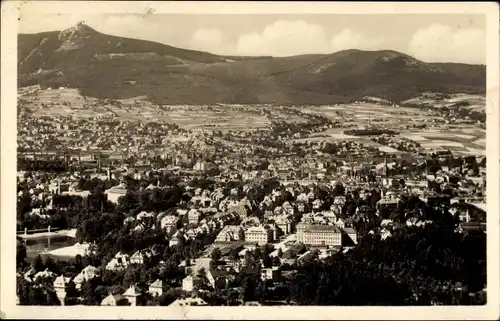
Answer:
18 13 486 64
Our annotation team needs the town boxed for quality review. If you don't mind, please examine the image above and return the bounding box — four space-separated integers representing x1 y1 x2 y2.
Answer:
16 85 487 307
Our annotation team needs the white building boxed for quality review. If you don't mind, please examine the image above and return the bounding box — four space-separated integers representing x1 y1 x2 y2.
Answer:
122 285 142 306
160 215 178 233
260 267 281 281
104 184 127 204
53 275 72 305
296 223 342 247
73 265 98 290
244 226 272 246
215 225 244 243
101 293 127 306
187 209 201 225
169 297 208 307
182 275 202 292
148 279 163 297
343 227 358 244
106 252 129 271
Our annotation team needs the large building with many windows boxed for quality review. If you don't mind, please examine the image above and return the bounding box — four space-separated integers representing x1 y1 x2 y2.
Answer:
296 223 342 247
244 225 273 245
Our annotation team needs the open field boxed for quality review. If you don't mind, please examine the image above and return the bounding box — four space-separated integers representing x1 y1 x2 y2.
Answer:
402 93 485 112
399 127 485 156
300 102 441 126
19 88 486 156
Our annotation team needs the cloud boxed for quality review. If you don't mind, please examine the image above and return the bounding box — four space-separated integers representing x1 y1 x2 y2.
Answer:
235 20 385 57
19 13 95 33
330 28 385 52
189 28 224 51
236 20 329 56
408 24 485 64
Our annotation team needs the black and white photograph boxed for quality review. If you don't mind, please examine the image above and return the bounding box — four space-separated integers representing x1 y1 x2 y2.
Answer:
1 1 499 319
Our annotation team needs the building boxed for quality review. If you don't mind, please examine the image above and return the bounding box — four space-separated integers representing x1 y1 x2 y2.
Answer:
275 216 292 235
260 267 281 281
215 225 244 243
206 269 230 289
376 195 401 213
101 293 128 306
104 184 127 204
296 223 342 247
129 250 150 265
343 227 358 245
187 209 201 225
73 265 98 290
169 297 208 307
148 279 164 297
182 275 203 292
105 252 129 271
160 215 178 234
53 275 72 305
244 226 272 245
122 285 142 306
193 160 207 172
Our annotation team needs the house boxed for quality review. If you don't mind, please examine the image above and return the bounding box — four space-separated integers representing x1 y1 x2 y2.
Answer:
53 275 72 292
275 216 292 235
137 211 154 221
380 228 392 241
160 215 178 234
106 252 129 271
335 218 345 229
182 275 203 292
104 184 127 204
101 293 128 306
130 250 152 265
380 219 393 228
187 209 201 225
296 223 342 247
122 285 142 306
185 228 198 239
215 225 244 243
33 269 55 280
206 269 230 289
312 199 323 210
73 265 98 290
333 196 346 206
148 279 164 297
53 275 72 305
343 227 358 245
261 267 281 281
169 231 188 247
169 297 208 307
244 225 272 245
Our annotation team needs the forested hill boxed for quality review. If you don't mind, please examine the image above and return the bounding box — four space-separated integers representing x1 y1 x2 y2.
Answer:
19 22 485 105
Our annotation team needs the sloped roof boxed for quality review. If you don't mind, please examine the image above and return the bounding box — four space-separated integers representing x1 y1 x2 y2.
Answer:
150 279 163 288
123 285 142 297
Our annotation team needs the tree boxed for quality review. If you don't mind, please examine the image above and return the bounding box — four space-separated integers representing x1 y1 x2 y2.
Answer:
211 248 222 263
253 246 262 260
238 228 245 242
17 240 27 267
244 251 253 266
229 248 240 262
262 251 272 268
32 255 44 272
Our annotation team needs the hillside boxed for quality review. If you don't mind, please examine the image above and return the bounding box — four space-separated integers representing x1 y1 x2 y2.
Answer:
18 22 486 105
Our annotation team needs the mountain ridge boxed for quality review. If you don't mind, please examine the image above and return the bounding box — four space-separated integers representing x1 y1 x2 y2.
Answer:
18 22 486 105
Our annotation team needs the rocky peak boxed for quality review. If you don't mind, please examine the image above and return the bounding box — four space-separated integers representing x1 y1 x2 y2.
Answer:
58 21 97 41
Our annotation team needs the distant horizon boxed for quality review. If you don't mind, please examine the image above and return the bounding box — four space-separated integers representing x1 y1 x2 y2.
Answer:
18 14 486 65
